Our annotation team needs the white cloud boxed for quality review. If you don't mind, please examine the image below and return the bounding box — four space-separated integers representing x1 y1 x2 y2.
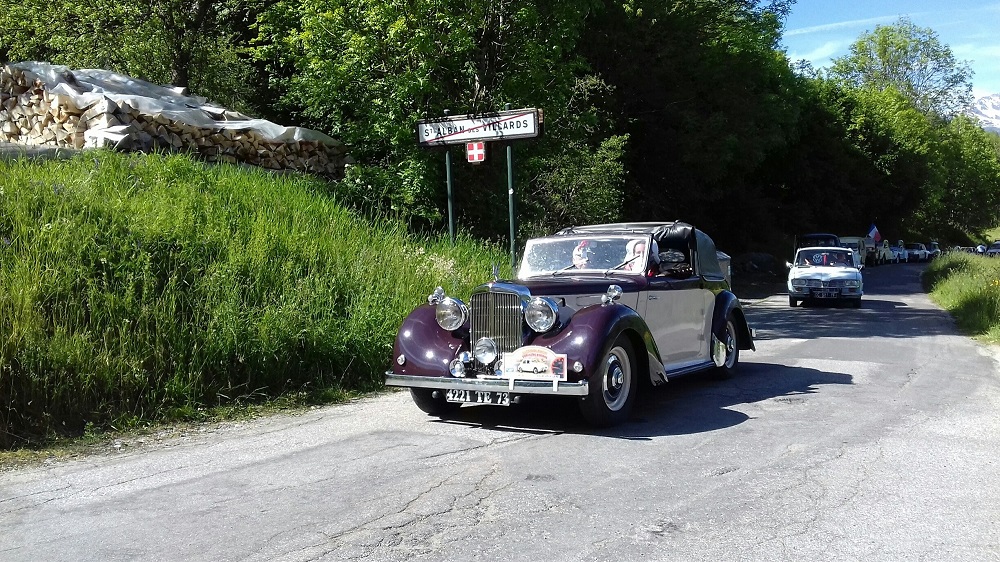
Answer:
784 15 909 37
787 40 851 66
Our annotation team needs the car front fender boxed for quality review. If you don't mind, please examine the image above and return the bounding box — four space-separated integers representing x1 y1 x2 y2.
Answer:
391 304 466 377
530 303 663 383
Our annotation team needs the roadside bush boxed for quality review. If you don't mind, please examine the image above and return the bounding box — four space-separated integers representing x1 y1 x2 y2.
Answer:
924 252 1000 339
0 151 504 447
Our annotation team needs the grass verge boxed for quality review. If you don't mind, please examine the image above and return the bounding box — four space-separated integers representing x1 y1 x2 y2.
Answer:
0 150 505 449
924 251 1000 343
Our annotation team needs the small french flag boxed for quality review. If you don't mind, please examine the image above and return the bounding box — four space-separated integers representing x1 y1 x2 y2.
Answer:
867 224 882 243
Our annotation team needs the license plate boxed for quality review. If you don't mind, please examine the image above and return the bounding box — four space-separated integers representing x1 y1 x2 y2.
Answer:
445 389 511 406
815 290 839 298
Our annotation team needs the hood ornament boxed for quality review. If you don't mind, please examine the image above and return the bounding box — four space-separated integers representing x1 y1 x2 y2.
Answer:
492 263 500 282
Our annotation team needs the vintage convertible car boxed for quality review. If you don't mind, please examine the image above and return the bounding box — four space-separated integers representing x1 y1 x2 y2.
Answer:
787 246 864 307
384 222 756 427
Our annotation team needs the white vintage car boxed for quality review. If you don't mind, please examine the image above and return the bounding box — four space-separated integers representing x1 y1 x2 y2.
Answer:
890 240 909 263
787 246 864 308
905 242 930 262
839 236 876 266
874 240 898 264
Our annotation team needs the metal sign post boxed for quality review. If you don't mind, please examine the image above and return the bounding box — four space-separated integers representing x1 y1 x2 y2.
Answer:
507 141 516 271
445 148 454 245
503 105 516 272
416 107 542 256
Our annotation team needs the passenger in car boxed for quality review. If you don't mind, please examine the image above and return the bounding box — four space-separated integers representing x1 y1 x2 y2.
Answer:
624 239 646 272
624 239 661 275
572 240 592 268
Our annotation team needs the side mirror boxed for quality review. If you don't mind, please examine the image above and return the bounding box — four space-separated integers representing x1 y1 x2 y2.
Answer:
786 261 793 268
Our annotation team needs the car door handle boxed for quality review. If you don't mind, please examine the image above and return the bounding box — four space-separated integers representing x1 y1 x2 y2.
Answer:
648 295 658 300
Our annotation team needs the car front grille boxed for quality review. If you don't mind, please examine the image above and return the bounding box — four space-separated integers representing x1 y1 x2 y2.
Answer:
470 290 525 369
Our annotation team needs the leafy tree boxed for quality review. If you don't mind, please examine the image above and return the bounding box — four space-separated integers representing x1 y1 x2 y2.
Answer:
573 0 800 249
829 17 973 118
919 116 1000 235
0 0 263 115
255 0 624 237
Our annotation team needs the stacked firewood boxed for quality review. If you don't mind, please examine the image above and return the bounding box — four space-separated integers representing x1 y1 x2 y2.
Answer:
0 64 350 178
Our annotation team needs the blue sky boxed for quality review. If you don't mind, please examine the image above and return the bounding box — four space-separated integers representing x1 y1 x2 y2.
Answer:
781 1 1000 99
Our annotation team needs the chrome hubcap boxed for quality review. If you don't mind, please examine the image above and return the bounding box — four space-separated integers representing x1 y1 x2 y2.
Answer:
603 347 631 411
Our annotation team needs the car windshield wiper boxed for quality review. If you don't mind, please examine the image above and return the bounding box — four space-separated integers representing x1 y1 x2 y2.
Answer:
604 257 638 276
552 264 579 276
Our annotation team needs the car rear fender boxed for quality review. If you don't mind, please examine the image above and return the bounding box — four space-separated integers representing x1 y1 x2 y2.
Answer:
711 292 755 351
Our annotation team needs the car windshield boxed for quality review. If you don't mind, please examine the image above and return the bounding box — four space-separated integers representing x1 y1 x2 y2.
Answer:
990 243 1000 250
518 235 650 278
794 249 852 267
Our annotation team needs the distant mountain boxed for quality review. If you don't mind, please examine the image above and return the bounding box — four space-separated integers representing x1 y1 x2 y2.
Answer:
968 93 1000 133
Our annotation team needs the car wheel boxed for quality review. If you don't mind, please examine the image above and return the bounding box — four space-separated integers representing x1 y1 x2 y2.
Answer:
579 335 636 427
409 388 462 416
713 315 741 379
788 296 798 307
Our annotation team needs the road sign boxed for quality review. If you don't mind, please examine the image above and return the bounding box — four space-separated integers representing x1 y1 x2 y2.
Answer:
467 142 485 163
417 108 541 146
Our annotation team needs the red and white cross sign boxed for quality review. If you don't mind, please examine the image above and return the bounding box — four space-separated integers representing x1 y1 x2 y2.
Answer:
466 141 486 163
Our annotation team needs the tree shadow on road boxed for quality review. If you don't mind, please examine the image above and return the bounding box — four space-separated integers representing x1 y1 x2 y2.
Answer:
745 295 958 341
430 361 851 439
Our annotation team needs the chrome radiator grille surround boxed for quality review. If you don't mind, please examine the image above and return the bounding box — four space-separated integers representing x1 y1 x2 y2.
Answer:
470 290 525 370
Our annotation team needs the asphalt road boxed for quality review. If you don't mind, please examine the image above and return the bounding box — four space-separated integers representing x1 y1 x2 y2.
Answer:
2 262 999 561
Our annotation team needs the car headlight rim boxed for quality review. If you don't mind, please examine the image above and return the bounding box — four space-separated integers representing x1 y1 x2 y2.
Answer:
435 297 468 331
525 297 559 333
474 337 498 365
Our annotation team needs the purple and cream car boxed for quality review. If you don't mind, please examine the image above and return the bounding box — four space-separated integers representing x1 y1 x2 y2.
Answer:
384 222 755 426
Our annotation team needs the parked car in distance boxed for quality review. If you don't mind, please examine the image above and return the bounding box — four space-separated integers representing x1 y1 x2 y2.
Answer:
795 233 840 252
787 246 864 308
385 222 756 427
905 242 930 262
890 240 909 263
986 241 1000 258
926 241 942 260
874 240 898 264
839 236 876 266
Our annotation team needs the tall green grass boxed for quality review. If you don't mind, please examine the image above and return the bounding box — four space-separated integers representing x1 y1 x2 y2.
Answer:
0 151 505 447
924 251 1000 341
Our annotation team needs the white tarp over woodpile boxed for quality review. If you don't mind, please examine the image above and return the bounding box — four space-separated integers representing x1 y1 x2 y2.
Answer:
1 62 349 177
16 62 337 144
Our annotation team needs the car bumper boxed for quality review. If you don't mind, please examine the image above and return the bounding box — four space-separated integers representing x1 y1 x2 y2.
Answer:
788 287 862 298
385 372 590 396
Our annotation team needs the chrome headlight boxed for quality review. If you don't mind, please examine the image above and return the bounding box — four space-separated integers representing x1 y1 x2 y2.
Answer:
435 297 468 331
474 337 498 364
791 279 807 287
844 279 860 287
525 297 559 333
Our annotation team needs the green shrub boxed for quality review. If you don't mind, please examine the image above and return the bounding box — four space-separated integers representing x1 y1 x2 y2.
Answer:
924 252 1000 339
0 151 504 447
